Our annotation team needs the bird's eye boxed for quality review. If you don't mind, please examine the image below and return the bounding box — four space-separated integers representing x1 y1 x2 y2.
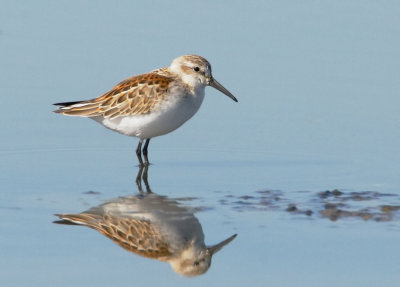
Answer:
193 261 200 266
193 67 200 72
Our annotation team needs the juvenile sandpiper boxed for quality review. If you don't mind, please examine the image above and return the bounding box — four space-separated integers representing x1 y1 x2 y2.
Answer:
54 55 237 165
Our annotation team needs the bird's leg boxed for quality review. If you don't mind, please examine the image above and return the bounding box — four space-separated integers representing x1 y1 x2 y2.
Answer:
136 140 144 166
142 139 151 165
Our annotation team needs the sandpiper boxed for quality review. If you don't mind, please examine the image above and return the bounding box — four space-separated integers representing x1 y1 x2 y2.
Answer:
54 55 237 165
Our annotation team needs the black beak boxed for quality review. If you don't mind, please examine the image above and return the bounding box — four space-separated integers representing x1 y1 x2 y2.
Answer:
207 234 237 255
208 78 238 102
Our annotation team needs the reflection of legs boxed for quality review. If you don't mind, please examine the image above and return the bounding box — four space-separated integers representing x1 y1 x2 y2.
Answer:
135 164 144 193
142 139 150 165
142 164 152 193
135 164 152 193
136 140 143 166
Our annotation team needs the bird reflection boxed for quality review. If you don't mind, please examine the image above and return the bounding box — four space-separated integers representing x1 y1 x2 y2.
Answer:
54 165 237 276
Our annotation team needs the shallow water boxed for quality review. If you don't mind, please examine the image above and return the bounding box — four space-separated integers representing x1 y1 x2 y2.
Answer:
2 149 400 286
1 1 400 286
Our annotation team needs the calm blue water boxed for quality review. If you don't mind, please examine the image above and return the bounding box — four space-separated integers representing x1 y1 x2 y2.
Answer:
1 1 400 286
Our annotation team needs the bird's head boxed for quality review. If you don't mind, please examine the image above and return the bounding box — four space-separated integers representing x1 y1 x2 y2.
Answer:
169 234 237 277
169 55 238 102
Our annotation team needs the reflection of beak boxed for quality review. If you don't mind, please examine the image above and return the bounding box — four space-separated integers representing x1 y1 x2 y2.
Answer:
207 234 237 255
208 78 238 102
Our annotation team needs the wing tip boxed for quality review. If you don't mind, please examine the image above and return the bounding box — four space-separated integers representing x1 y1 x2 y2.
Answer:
52 101 100 117
53 101 82 115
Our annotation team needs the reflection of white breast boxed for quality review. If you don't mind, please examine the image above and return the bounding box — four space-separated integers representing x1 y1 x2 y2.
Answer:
93 195 205 251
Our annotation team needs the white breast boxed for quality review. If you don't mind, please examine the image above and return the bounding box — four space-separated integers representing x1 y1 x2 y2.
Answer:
96 87 205 139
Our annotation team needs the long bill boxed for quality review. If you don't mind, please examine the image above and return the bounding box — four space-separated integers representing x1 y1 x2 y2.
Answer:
207 234 237 255
209 78 238 102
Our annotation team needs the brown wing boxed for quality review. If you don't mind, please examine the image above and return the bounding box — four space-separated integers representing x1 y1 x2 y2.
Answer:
54 72 173 119
57 213 172 259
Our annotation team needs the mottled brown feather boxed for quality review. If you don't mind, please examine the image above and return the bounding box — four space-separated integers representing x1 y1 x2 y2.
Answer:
56 72 174 118
59 213 172 259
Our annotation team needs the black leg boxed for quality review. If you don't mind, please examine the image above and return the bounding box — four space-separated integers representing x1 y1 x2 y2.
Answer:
136 140 143 166
142 138 151 165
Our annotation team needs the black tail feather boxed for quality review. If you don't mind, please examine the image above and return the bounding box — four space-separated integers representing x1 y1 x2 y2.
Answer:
53 101 83 107
53 219 83 225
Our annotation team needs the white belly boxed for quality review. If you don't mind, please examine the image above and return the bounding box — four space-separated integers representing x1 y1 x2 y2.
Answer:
94 90 205 140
